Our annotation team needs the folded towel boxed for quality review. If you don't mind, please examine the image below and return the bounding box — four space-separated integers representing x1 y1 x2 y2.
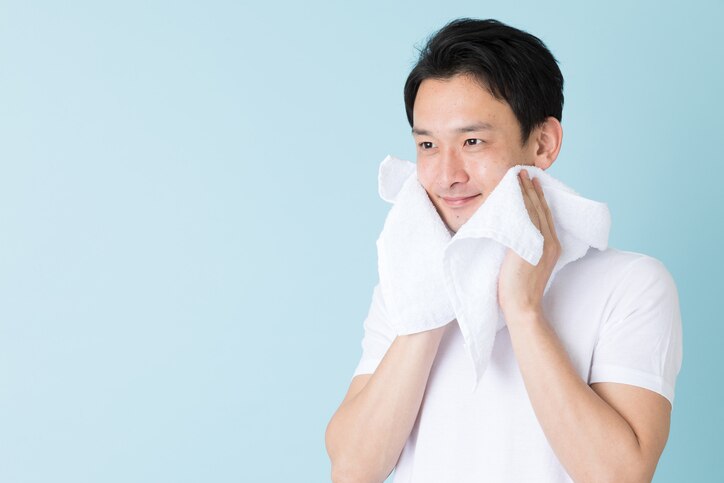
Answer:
375 154 611 391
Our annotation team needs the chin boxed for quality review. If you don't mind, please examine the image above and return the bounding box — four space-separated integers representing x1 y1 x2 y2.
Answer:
445 207 479 232
444 218 465 233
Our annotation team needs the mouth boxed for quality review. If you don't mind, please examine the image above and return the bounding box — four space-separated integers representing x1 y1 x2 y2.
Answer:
441 194 481 207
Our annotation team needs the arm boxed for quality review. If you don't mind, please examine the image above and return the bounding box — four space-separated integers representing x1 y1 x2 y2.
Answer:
506 312 670 483
325 324 448 483
500 172 674 482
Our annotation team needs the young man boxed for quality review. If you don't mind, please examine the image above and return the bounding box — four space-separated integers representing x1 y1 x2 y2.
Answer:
325 18 682 483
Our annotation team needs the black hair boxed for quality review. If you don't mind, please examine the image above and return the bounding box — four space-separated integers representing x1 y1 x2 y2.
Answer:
403 18 564 146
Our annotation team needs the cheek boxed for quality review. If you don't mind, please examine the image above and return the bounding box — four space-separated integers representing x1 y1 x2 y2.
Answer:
416 164 434 186
469 164 507 189
469 163 491 176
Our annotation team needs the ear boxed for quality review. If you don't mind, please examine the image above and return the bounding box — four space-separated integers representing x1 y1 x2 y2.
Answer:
530 116 563 170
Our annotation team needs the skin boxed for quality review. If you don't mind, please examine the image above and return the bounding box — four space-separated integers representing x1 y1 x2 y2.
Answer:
412 73 672 482
413 73 555 233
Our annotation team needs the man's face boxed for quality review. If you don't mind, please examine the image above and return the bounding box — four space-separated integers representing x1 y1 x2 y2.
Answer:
412 73 539 234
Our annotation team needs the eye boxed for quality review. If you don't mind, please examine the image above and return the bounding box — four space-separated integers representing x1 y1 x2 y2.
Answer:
465 138 485 146
418 141 435 150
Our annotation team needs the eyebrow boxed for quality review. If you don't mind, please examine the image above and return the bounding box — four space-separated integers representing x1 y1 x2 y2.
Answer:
411 122 495 136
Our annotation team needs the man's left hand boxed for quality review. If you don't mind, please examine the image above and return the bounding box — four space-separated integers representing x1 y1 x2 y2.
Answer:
497 169 561 323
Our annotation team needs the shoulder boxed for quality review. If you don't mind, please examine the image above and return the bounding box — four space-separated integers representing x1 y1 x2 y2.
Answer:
553 247 678 311
588 247 675 286
567 247 674 285
579 246 663 268
583 248 680 326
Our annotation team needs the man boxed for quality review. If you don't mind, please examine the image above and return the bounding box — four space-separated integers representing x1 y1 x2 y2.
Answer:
325 18 682 483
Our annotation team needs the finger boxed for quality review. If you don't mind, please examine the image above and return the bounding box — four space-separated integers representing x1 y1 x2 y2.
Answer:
532 177 559 246
518 173 540 228
522 172 557 252
523 174 551 238
520 171 545 231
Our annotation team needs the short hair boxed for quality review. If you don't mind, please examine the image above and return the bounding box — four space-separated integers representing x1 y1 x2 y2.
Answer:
403 18 564 146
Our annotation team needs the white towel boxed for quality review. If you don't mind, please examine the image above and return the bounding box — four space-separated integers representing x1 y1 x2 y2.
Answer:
375 154 611 391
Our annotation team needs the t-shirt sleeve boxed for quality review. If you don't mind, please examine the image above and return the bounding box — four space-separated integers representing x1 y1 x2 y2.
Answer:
588 255 684 408
351 282 398 379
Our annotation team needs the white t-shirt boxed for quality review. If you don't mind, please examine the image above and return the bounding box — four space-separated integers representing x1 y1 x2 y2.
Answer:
351 247 683 483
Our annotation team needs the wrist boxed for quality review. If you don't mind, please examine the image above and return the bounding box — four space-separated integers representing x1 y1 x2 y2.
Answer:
503 308 545 330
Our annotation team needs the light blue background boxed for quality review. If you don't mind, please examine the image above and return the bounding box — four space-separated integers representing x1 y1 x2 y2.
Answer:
1 1 721 482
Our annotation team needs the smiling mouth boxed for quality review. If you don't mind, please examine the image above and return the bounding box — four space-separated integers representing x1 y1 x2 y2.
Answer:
441 194 481 207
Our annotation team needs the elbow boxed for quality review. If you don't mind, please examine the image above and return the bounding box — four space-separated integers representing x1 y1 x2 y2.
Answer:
328 451 391 483
599 464 653 483
326 420 388 483
326 446 381 483
330 465 382 483
629 466 656 483
577 455 651 483
615 451 657 483
328 449 384 483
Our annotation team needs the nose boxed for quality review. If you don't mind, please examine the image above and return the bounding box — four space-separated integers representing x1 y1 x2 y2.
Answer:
438 147 469 188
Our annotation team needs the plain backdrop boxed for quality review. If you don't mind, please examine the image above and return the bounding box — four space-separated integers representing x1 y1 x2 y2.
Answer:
1 1 722 482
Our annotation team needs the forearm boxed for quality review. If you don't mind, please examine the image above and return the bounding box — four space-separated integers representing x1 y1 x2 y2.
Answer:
327 324 448 482
506 312 644 483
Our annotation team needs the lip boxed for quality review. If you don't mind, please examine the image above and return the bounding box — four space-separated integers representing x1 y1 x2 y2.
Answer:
441 194 481 207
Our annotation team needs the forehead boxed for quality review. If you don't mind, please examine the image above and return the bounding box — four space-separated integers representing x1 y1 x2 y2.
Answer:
413 74 516 134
